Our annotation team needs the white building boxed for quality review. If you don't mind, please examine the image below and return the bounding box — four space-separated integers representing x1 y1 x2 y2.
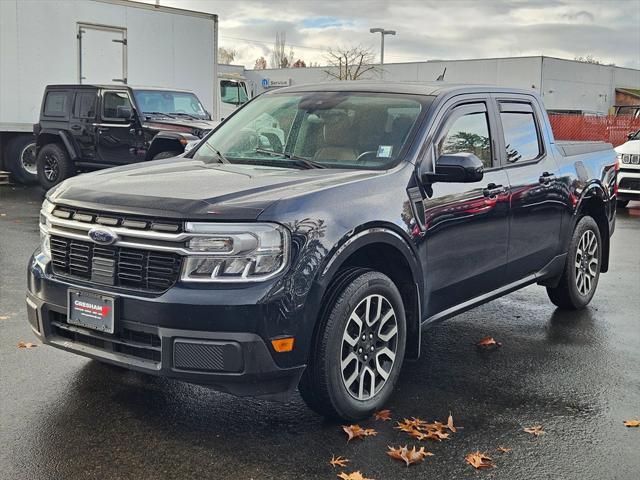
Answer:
230 56 640 114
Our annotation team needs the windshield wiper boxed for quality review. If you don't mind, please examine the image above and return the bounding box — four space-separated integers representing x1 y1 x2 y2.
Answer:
144 111 177 119
172 112 201 120
210 147 231 164
253 148 326 169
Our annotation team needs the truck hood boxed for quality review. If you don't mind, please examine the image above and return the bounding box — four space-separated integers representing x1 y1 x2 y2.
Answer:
142 118 219 134
49 159 381 220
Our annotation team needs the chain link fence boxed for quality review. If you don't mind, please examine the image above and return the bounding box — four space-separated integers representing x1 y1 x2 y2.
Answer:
548 114 640 147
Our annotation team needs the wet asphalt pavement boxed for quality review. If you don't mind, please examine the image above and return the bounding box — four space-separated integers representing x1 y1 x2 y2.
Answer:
1 184 639 480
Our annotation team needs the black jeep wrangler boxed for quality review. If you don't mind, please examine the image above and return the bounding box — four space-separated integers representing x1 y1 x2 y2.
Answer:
34 85 217 189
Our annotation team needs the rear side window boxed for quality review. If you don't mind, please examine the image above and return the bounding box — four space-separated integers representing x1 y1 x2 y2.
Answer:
44 92 68 117
102 91 132 120
74 92 97 118
500 103 542 163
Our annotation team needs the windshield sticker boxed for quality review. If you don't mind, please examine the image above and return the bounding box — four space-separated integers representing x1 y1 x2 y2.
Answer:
377 145 393 158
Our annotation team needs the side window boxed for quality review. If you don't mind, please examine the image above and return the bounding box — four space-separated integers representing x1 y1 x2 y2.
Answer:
74 92 97 119
44 92 68 117
438 110 492 168
102 91 132 120
500 103 542 163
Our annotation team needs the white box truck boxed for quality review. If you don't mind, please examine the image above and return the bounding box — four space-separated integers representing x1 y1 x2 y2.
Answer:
0 0 219 183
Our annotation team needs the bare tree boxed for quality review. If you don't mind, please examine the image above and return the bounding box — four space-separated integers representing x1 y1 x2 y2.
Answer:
292 59 307 68
254 56 267 70
323 45 381 80
270 32 294 68
218 47 237 64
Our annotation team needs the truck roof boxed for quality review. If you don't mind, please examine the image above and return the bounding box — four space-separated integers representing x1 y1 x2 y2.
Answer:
44 84 195 93
269 81 539 97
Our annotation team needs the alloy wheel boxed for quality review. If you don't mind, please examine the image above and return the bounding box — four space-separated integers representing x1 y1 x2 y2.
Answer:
340 294 398 401
43 152 59 182
575 229 599 296
20 143 37 175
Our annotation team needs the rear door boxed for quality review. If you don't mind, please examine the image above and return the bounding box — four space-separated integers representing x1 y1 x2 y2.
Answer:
492 96 563 282
421 96 511 316
77 24 127 84
69 90 98 161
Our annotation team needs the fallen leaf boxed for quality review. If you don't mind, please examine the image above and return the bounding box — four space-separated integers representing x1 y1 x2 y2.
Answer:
0 315 10 320
342 424 377 442
523 425 545 437
497 446 512 453
374 409 392 421
330 455 349 468
476 336 502 347
17 341 38 349
337 471 374 480
623 420 640 428
0 213 6 217
465 451 495 469
387 445 434 467
447 412 462 433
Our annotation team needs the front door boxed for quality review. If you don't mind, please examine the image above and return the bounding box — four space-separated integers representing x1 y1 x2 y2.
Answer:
421 100 511 316
492 97 563 282
96 90 138 165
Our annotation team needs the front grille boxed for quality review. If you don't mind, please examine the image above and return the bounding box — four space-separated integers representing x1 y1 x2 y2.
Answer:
50 312 161 363
619 178 640 191
52 206 182 233
50 236 182 292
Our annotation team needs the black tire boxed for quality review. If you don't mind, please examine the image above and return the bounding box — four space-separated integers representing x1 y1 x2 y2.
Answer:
299 269 406 420
153 150 181 160
36 143 74 190
616 200 629 209
547 216 602 310
5 134 38 184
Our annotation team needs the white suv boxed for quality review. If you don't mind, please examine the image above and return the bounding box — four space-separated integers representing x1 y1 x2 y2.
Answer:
616 130 640 208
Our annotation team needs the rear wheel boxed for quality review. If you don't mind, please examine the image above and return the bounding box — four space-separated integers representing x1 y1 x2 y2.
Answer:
153 151 181 160
299 270 406 420
5 135 38 184
616 200 629 209
547 216 601 310
36 143 73 190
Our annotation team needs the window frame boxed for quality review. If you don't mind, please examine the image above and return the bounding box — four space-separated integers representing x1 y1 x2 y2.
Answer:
432 101 499 171
100 89 134 123
492 96 547 167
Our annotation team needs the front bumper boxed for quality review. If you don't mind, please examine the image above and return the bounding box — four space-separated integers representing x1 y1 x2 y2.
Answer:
618 168 640 201
26 253 305 401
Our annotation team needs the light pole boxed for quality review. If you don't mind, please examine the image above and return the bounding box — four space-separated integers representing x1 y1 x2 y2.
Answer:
369 27 396 66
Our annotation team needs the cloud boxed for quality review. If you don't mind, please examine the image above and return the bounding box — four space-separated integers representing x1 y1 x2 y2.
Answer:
146 0 640 69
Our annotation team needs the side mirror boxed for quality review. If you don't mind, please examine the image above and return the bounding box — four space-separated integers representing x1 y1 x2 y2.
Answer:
116 106 133 120
423 153 484 184
183 139 199 153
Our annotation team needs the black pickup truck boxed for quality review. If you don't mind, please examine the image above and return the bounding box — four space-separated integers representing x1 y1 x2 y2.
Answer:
32 84 216 189
27 83 617 420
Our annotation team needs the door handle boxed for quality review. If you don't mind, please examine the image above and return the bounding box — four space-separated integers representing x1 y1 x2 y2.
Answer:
70 125 82 131
482 183 506 198
539 172 556 184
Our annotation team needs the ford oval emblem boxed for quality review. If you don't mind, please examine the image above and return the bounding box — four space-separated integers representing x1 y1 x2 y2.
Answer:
88 227 118 246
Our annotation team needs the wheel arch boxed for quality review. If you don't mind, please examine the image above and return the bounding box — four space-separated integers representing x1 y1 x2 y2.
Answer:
36 130 79 160
308 225 424 360
145 132 193 160
574 183 610 273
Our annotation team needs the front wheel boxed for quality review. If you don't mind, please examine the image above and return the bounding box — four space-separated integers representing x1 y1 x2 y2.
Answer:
547 216 602 310
36 143 73 190
153 151 181 160
299 270 406 420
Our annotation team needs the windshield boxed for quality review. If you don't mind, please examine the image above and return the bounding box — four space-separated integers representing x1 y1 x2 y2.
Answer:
132 89 208 119
220 80 249 105
193 91 430 170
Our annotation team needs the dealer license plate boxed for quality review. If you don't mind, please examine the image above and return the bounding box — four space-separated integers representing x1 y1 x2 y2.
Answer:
67 289 115 334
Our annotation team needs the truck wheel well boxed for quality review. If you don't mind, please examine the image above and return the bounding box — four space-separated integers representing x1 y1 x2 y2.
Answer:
36 133 63 148
578 196 610 273
147 138 183 159
338 243 421 359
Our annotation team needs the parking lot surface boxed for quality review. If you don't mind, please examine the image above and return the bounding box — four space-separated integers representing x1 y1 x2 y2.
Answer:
1 185 639 480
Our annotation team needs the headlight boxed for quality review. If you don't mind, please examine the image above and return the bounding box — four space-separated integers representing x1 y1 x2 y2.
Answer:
181 223 290 282
39 199 54 258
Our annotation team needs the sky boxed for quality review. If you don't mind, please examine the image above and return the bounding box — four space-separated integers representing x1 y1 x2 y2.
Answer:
140 0 640 69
